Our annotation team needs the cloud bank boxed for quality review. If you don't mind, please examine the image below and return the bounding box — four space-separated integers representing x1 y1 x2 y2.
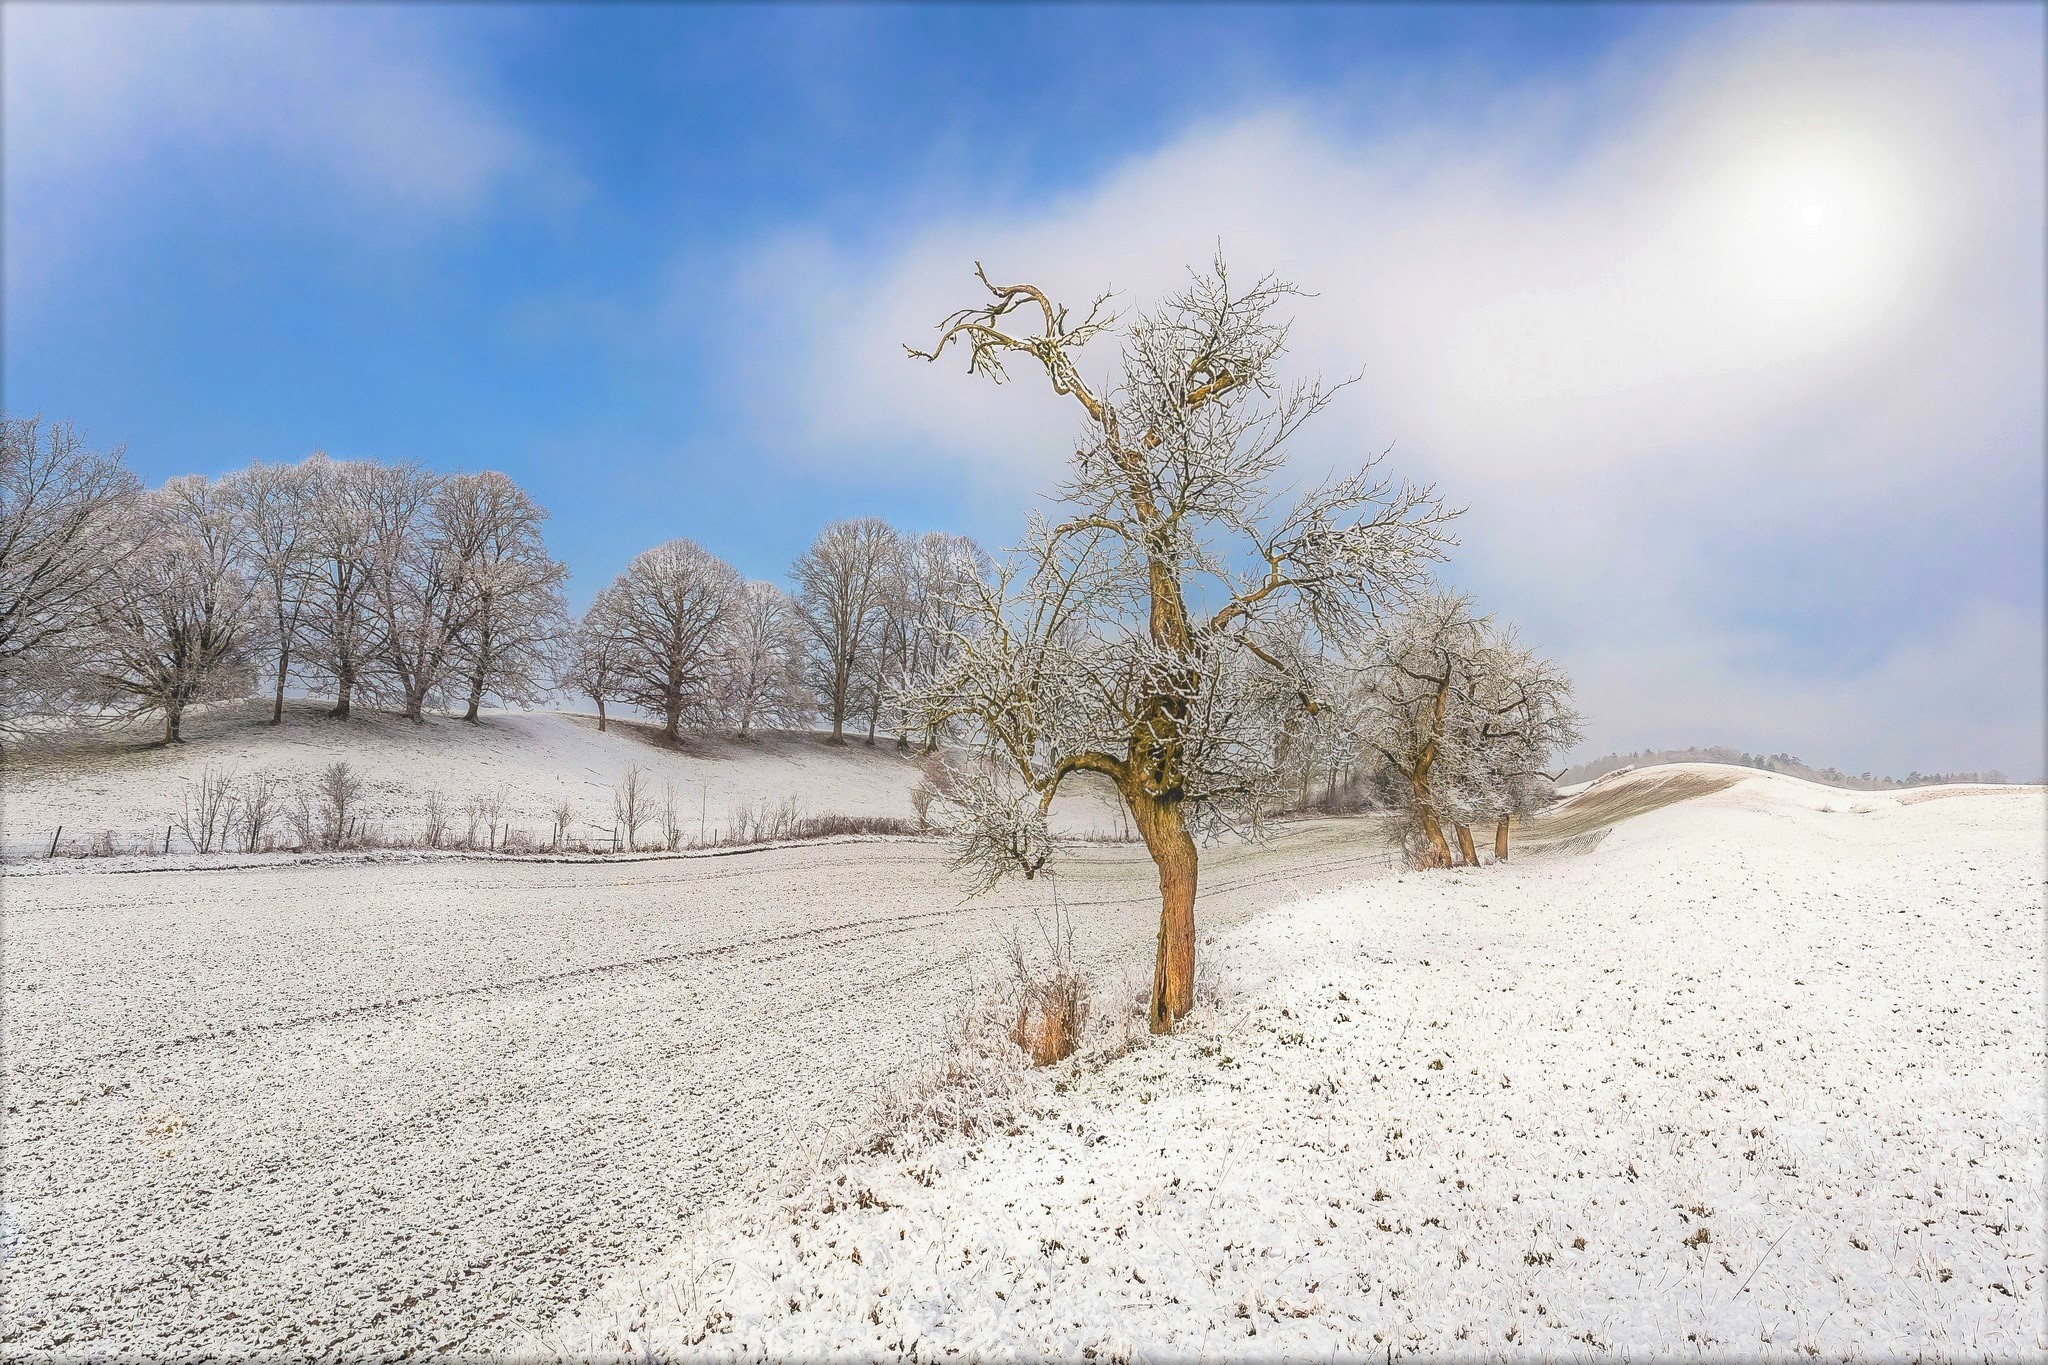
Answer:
740 8 2044 777
3 3 540 305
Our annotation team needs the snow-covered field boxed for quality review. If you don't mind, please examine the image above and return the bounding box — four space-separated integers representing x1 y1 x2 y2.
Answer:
543 772 2048 1361
0 810 1388 1358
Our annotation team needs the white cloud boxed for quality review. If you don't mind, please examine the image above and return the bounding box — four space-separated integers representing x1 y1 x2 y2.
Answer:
3 3 540 296
738 8 2043 775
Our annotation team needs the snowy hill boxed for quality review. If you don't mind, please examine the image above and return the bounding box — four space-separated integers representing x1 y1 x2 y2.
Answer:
540 768 2047 1361
0 699 1120 856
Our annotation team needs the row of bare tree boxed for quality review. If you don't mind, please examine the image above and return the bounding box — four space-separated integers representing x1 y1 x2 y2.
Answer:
559 520 987 745
0 417 991 749
0 426 571 741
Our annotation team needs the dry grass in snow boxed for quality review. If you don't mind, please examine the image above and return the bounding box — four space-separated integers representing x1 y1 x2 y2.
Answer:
540 773 2046 1361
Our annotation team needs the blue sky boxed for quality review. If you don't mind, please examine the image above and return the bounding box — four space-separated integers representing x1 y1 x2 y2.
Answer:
6 2 2042 776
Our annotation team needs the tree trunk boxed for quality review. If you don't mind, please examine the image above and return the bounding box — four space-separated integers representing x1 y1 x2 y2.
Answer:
828 664 849 744
594 696 607 732
1455 822 1480 866
163 707 183 744
1494 815 1510 862
271 643 290 724
1129 790 1198 1034
663 698 681 742
330 662 352 719
464 660 485 723
1416 808 1453 867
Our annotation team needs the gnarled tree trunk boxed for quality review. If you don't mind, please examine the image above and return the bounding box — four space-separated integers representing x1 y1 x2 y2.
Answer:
1410 773 1454 868
1128 789 1197 1034
1494 815 1510 862
1454 823 1480 866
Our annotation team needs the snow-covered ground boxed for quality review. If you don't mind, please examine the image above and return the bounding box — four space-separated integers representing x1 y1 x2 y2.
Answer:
0 812 1389 1358
0 699 1121 858
542 771 2047 1361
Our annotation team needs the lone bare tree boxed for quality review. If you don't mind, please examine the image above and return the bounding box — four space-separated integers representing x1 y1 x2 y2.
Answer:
904 258 1453 1032
0 416 138 728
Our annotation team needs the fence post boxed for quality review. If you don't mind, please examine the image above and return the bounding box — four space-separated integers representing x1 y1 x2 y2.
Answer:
164 825 173 856
47 826 62 858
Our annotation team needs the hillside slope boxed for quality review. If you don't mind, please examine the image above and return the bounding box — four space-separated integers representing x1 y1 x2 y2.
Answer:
0 700 1120 855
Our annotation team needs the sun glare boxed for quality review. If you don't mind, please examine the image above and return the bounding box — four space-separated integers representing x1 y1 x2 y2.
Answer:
1691 125 1925 350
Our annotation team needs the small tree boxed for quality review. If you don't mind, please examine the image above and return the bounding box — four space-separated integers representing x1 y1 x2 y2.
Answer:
904 258 1453 1032
318 761 364 849
1357 594 1580 866
421 787 450 849
1465 632 1581 861
177 766 240 854
613 763 650 852
235 773 282 852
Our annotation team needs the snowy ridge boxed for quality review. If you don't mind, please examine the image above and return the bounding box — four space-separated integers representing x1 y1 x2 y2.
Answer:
538 774 2047 1360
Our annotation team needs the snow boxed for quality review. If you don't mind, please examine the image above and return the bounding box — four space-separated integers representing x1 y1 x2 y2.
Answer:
540 774 2047 1361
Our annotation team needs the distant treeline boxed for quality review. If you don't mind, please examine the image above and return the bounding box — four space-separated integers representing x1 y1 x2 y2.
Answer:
1559 745 2010 791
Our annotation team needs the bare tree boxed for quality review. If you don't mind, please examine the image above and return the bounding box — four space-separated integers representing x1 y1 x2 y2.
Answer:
715 579 809 739
176 766 240 853
235 773 283 852
0 416 138 728
793 517 902 745
299 457 382 720
894 531 988 749
904 258 1453 1032
224 458 319 725
561 596 627 731
1353 590 1491 868
443 471 569 722
613 763 650 851
317 761 364 849
421 787 450 849
1465 631 1581 861
78 476 261 743
602 539 740 742
1353 595 1581 867
362 463 479 723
